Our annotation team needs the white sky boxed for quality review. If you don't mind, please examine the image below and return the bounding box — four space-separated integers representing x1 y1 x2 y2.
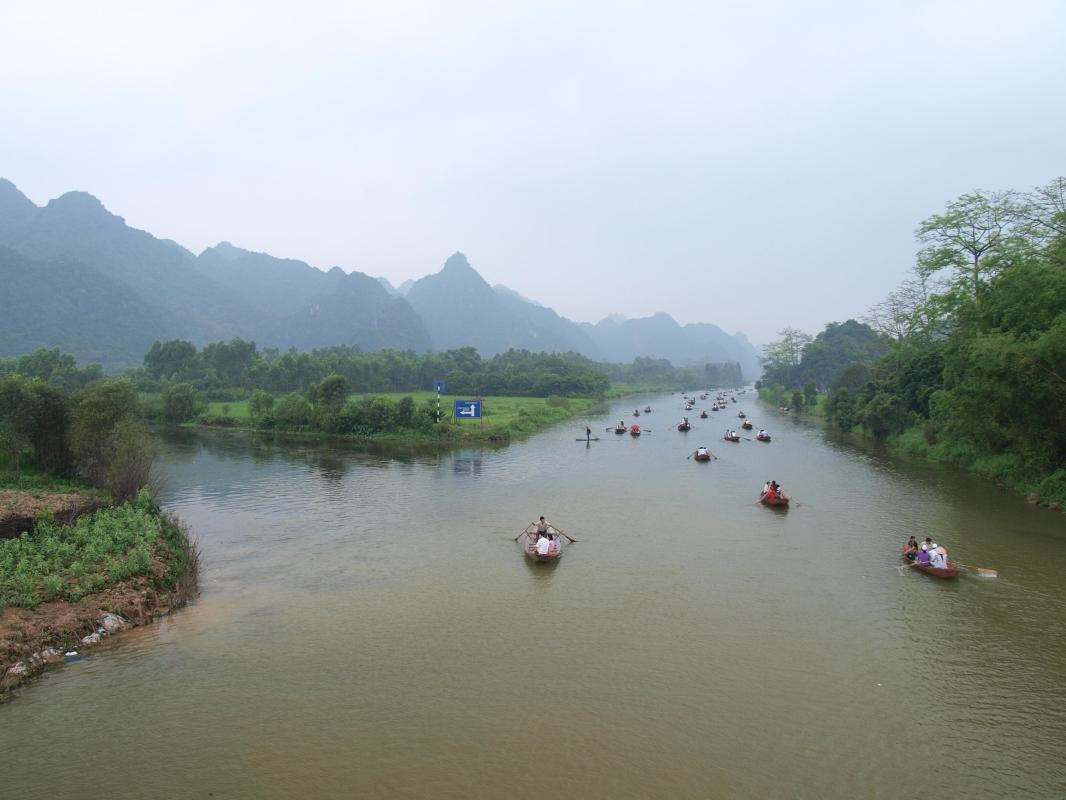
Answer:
2 0 1064 344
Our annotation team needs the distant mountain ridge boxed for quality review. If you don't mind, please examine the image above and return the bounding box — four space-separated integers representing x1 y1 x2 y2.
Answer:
0 179 759 376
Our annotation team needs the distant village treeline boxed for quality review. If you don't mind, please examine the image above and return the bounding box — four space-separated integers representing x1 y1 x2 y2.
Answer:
0 342 743 440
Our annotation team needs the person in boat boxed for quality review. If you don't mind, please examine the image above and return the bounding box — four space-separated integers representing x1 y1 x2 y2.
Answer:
930 544 948 569
916 544 931 565
696 446 709 458
585 426 592 442
548 533 559 555
902 536 919 561
536 533 551 556
536 516 552 535
763 480 770 496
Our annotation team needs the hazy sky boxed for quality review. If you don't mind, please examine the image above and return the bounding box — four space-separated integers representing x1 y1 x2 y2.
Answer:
3 1 1064 344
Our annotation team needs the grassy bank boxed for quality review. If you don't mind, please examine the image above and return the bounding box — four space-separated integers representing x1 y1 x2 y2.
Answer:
0 489 199 698
197 393 603 441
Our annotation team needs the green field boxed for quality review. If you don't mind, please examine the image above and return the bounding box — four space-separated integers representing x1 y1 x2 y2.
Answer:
200 393 602 438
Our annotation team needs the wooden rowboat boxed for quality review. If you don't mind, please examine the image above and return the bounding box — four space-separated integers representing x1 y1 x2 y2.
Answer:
677 423 691 431
904 556 959 578
629 425 641 436
522 523 564 562
613 425 627 434
741 421 753 430
644 406 652 413
756 433 771 442
723 434 740 442
694 451 711 462
700 411 709 418
759 492 790 507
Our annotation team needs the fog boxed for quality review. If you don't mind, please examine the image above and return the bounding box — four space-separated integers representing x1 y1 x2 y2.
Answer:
3 0 1064 343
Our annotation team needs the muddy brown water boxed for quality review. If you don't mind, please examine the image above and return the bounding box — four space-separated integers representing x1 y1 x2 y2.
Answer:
2 393 1065 799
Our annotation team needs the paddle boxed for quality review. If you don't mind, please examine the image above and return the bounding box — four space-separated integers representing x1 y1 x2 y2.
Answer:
513 527 533 542
552 526 579 543
955 562 999 577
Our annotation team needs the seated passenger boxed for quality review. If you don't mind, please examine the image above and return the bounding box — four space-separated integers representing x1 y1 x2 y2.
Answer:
916 545 931 565
536 534 551 556
930 545 947 569
902 536 919 561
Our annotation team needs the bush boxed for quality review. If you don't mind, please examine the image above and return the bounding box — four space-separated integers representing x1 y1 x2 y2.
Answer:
162 382 201 423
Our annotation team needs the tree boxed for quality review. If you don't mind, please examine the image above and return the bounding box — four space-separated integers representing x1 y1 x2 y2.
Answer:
162 383 200 423
248 390 274 424
69 379 140 487
144 340 198 380
916 190 1026 298
761 328 812 387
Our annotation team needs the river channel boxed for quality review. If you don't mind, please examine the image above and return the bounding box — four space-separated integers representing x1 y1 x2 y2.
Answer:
2 392 1065 799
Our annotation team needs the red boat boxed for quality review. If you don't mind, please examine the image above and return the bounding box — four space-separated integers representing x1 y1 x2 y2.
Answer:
904 557 959 579
759 492 790 507
629 424 641 436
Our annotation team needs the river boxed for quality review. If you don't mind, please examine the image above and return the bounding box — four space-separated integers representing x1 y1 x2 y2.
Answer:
2 392 1064 799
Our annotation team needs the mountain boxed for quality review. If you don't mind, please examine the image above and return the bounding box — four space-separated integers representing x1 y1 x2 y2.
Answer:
0 187 255 346
0 181 433 367
0 246 163 369
196 241 345 317
259 271 431 352
406 252 599 356
582 312 761 378
0 178 760 376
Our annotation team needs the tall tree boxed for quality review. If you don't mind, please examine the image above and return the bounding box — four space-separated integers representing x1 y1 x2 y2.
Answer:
916 190 1026 298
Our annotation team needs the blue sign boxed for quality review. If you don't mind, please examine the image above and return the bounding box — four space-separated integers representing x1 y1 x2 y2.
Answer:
434 380 445 393
454 399 482 419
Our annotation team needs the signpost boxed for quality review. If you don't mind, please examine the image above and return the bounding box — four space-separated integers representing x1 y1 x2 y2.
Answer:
434 380 445 423
453 400 482 420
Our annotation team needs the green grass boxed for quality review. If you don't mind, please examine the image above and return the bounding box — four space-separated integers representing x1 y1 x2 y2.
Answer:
0 467 89 496
201 400 252 422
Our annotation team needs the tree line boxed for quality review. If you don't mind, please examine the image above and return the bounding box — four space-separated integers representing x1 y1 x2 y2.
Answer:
759 177 1066 505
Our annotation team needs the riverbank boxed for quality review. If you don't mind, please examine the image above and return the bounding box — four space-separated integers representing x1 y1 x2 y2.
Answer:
758 386 1065 512
0 491 199 699
194 393 604 442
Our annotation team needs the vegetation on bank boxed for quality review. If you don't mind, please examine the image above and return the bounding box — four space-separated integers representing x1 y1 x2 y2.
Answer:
190 392 600 440
0 490 194 613
0 370 199 695
4 338 744 442
758 177 1066 507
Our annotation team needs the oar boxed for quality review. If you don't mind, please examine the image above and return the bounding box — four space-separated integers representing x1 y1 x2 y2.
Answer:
513 527 534 542
552 527 579 543
955 562 999 577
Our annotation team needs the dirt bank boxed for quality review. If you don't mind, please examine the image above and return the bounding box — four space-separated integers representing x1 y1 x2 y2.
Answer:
0 490 105 540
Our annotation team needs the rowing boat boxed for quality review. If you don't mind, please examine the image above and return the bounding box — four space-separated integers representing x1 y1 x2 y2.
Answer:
904 557 959 578
522 523 564 562
759 492 789 507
